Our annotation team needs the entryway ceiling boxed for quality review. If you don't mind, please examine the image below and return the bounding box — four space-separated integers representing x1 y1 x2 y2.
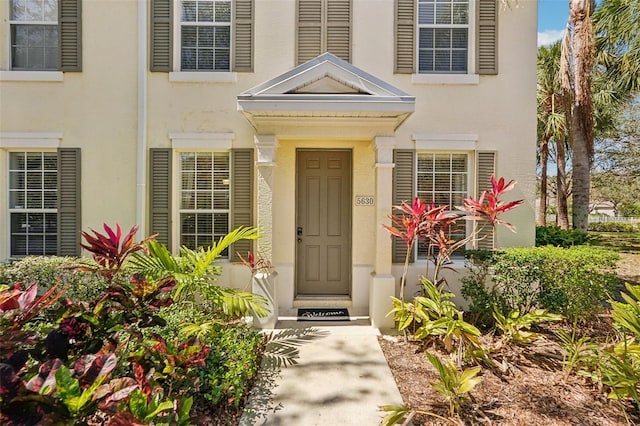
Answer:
237 53 415 136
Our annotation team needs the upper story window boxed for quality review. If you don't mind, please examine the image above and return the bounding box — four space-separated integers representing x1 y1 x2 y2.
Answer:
296 0 351 65
5 0 82 73
180 0 231 71
394 0 497 77
417 0 469 73
151 0 252 74
9 0 59 70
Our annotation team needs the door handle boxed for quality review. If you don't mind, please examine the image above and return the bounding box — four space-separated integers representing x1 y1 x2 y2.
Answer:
297 227 303 236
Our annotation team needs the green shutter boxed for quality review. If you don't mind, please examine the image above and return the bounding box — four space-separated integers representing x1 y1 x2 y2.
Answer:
476 151 496 250
150 0 172 72
297 0 323 64
57 148 81 256
233 0 254 72
58 0 82 71
231 149 254 262
392 149 415 263
395 0 415 74
477 0 498 75
326 0 351 62
149 149 172 247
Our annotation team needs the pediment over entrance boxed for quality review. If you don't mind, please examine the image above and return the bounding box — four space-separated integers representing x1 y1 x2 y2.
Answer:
237 53 415 136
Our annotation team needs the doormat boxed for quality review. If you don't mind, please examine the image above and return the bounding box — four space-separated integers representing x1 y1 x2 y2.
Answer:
297 308 350 321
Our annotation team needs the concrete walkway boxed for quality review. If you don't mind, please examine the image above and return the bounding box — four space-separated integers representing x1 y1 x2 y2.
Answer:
240 320 403 426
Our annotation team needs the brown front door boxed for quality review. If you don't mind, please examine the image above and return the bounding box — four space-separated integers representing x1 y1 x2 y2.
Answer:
296 150 352 296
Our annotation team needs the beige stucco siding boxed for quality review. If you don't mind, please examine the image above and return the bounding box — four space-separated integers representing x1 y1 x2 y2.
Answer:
0 0 537 319
0 0 140 258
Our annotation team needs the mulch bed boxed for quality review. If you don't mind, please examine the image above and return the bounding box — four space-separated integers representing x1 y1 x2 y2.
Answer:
379 332 638 425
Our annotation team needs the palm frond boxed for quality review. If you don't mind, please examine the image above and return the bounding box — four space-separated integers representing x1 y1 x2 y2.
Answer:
261 328 330 369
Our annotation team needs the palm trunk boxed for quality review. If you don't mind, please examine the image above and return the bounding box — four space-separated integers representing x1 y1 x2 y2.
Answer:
556 135 570 229
571 106 591 231
538 139 549 226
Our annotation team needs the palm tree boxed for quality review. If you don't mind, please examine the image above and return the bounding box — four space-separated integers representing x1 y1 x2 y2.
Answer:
560 0 596 231
594 0 640 94
560 0 639 231
537 42 567 226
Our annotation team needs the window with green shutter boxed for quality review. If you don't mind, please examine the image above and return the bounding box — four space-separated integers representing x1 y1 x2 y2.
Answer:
8 0 82 71
475 151 496 250
395 0 497 75
296 0 351 65
150 0 254 72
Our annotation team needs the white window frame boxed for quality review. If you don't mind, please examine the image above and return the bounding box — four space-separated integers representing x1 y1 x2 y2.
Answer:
1 133 61 260
7 151 59 257
170 133 234 255
412 133 477 260
8 0 59 71
412 0 478 85
170 0 237 82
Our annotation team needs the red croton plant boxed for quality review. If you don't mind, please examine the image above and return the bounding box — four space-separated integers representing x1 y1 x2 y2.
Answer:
384 175 524 302
0 224 194 425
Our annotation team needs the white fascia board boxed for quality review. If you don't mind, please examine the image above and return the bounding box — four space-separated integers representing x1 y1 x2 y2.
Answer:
241 53 412 98
237 98 415 113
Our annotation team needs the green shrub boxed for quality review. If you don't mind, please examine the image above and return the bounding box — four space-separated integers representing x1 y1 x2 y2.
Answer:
535 226 590 247
199 324 264 407
460 250 503 329
0 256 110 304
462 246 619 323
588 221 638 233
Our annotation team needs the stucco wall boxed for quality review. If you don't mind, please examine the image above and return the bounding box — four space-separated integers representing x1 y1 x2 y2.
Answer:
0 0 140 260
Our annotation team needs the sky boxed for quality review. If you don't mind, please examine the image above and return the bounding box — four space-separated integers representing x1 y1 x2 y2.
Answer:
537 0 570 47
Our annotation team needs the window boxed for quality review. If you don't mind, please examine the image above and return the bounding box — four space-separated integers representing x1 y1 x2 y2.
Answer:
416 152 469 258
417 0 469 73
9 0 59 70
396 0 497 76
296 0 351 65
179 0 231 71
9 152 58 256
179 152 230 252
152 0 253 74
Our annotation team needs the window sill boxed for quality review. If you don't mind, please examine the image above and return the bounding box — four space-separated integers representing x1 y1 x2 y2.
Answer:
413 258 467 270
0 71 63 82
411 74 479 85
169 72 237 83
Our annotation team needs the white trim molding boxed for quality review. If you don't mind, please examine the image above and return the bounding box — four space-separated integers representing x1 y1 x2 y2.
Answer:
169 132 235 149
0 132 62 148
0 71 64 82
412 133 478 150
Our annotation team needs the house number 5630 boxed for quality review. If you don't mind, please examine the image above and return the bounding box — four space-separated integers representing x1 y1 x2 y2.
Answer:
355 196 375 206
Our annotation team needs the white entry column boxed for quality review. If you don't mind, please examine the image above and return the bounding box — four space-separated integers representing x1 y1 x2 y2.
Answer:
254 135 279 258
369 136 396 329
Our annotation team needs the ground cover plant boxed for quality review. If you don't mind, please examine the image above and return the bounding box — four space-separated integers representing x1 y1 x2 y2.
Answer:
380 177 640 425
0 224 267 425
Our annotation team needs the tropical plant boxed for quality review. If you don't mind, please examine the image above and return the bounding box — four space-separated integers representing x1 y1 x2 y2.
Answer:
492 308 562 344
555 328 598 378
537 41 567 227
129 227 268 322
426 353 483 417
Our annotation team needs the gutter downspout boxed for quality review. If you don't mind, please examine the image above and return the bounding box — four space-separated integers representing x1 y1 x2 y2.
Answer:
136 0 148 235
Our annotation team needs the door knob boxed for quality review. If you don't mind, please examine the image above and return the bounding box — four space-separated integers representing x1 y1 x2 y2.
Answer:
297 227 303 236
